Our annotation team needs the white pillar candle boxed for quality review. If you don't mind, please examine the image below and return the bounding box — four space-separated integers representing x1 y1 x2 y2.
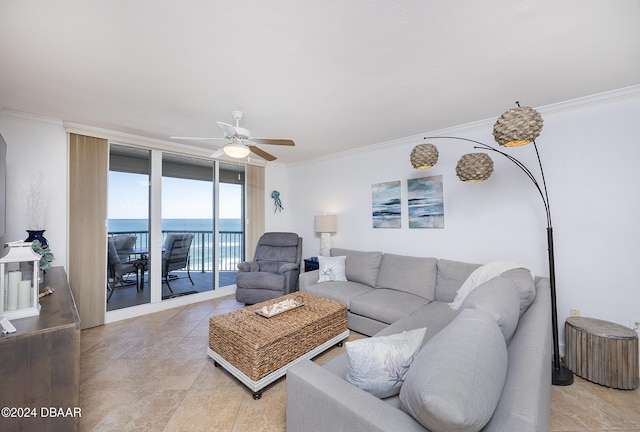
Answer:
7 271 21 311
18 280 31 309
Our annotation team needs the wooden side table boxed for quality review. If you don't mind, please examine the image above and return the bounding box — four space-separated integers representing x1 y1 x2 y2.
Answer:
565 317 639 389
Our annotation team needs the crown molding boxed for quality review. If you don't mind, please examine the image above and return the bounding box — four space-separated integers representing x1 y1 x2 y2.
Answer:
290 84 640 168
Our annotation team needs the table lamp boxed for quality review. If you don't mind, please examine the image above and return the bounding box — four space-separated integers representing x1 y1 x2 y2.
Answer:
314 215 337 257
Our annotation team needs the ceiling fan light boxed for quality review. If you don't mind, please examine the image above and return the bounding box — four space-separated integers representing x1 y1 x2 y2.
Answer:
223 142 250 158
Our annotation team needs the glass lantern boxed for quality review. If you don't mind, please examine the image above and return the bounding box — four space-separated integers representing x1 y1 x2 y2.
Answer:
0 240 41 320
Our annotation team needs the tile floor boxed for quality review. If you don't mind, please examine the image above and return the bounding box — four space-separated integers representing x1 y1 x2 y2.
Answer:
80 295 640 431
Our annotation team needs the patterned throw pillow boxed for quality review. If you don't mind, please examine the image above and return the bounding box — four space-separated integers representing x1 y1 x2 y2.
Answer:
318 256 347 282
345 327 427 398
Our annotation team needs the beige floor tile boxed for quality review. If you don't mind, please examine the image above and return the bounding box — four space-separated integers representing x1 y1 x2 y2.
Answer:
188 320 212 337
163 388 245 432
136 358 209 391
191 360 247 390
166 336 211 359
150 319 201 339
120 336 184 359
231 387 287 432
550 376 640 431
80 357 163 392
83 390 186 432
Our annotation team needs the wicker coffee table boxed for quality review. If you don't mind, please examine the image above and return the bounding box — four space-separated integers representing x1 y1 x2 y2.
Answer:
208 292 349 399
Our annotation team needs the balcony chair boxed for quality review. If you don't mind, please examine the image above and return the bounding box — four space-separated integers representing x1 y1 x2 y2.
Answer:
106 237 138 302
235 232 302 304
110 234 137 262
162 233 194 293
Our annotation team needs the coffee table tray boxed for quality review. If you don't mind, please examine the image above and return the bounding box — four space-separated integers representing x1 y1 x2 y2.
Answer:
255 296 304 318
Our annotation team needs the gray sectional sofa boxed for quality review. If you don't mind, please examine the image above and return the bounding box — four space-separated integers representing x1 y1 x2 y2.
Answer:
286 248 552 432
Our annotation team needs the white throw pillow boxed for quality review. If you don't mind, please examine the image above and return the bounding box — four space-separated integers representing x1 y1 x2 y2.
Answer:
345 327 427 398
318 255 347 282
449 260 528 310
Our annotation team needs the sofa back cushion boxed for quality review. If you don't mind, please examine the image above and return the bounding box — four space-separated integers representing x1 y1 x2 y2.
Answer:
435 259 481 302
459 276 521 343
376 253 438 300
399 308 508 432
331 248 383 288
499 268 536 316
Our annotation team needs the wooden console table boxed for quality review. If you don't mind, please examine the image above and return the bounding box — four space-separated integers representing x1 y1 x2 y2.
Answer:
0 266 81 431
565 316 638 389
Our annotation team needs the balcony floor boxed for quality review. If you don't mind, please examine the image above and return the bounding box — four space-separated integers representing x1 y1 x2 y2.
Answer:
107 271 237 312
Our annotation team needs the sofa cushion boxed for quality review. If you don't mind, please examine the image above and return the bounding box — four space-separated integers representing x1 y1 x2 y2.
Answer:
331 248 383 287
376 253 438 300
317 255 347 282
500 268 536 315
399 308 508 432
449 261 526 310
378 301 459 347
349 289 431 325
346 327 427 398
304 280 373 308
435 259 481 302
460 276 520 343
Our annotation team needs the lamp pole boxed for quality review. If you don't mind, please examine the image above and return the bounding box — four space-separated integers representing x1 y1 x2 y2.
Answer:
424 135 574 386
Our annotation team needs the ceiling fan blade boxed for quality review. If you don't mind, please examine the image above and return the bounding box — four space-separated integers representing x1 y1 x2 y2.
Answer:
171 136 223 140
251 138 295 146
209 148 225 158
248 145 277 161
217 121 237 138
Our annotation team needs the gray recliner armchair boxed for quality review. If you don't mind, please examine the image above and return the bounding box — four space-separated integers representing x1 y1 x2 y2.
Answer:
235 232 303 304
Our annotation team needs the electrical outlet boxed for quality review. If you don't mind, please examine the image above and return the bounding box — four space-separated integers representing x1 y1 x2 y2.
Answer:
570 308 580 317
629 317 640 333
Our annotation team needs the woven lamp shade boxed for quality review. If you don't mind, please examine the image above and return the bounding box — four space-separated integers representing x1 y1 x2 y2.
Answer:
493 106 543 147
410 143 439 169
456 153 494 182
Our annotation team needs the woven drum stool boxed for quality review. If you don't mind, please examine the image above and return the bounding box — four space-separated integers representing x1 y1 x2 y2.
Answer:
565 317 639 389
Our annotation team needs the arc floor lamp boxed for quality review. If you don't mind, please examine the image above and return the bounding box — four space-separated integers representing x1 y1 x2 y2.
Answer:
414 103 573 386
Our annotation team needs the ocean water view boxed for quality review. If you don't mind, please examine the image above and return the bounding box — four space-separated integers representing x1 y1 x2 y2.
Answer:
109 218 242 233
108 218 244 271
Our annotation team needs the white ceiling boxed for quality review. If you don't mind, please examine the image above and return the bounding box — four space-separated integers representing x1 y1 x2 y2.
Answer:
1 1 639 164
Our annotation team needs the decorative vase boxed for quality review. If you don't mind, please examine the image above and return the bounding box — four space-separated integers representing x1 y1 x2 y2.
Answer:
26 229 48 248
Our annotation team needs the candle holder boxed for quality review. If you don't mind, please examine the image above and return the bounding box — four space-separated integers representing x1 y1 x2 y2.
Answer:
0 241 41 320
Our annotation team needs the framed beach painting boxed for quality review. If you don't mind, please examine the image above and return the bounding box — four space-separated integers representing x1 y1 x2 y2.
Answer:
372 181 401 228
408 175 444 229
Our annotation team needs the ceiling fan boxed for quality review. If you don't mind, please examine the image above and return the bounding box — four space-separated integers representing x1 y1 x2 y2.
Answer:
170 111 295 161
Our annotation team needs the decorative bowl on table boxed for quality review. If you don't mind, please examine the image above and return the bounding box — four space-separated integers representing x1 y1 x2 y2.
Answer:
256 296 304 318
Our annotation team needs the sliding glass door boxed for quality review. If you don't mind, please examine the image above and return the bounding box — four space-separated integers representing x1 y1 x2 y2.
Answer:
107 145 151 311
107 144 246 311
161 153 215 300
218 162 245 287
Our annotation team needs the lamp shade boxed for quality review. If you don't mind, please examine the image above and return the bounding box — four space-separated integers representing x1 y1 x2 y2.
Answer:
314 214 337 233
455 153 494 182
493 106 543 147
410 143 439 169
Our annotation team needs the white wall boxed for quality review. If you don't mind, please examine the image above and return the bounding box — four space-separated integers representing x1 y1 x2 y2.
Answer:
285 86 640 349
0 112 68 267
264 162 290 233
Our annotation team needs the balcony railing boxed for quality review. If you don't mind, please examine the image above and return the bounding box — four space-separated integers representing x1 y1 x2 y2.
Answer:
108 230 244 272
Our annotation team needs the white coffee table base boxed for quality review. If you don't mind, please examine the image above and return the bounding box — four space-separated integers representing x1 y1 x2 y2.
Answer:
207 329 349 399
